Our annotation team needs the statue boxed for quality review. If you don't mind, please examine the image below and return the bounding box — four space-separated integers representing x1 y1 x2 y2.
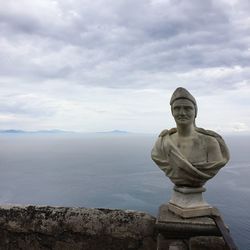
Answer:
151 87 230 218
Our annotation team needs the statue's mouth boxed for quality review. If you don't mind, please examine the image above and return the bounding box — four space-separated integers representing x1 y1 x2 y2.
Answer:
177 117 189 121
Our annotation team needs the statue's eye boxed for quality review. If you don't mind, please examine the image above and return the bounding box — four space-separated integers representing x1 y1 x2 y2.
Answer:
185 106 193 111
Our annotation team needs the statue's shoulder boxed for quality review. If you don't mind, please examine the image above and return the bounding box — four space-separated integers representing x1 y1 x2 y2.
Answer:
158 128 177 137
195 127 230 160
195 127 222 139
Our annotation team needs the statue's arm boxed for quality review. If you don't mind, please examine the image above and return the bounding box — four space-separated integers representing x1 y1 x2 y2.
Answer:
151 137 169 171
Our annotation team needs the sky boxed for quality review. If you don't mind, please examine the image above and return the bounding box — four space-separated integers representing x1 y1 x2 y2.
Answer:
0 0 250 134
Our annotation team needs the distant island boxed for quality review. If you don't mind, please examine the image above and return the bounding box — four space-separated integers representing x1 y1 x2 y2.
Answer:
0 129 25 133
0 129 130 134
96 130 129 134
0 129 74 134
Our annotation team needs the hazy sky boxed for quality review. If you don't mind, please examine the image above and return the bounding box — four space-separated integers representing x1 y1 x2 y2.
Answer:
0 0 250 133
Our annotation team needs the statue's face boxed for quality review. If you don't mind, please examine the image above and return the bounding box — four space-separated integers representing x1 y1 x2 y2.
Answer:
171 99 195 126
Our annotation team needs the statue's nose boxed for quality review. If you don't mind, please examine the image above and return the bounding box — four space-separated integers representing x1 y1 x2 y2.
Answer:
179 107 185 115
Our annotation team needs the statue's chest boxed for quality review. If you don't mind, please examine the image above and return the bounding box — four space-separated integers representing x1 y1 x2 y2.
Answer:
172 137 207 163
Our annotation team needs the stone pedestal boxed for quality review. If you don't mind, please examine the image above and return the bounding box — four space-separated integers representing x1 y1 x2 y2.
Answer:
168 186 217 218
156 204 220 238
155 204 226 250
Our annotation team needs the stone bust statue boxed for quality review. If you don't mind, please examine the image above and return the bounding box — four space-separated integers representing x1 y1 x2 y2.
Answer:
151 87 230 188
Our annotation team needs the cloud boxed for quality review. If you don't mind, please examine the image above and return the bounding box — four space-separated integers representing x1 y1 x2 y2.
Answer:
0 0 250 132
1 0 250 86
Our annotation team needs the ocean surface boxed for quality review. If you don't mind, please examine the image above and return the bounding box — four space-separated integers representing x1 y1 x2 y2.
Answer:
0 133 249 249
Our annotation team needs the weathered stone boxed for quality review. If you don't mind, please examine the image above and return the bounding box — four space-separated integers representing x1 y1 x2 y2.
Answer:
155 204 220 239
189 236 227 250
0 205 156 250
157 234 188 250
168 186 217 218
151 87 230 218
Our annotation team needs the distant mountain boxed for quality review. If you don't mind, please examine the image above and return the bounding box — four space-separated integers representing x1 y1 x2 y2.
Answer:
0 129 131 135
0 129 74 134
0 129 26 133
96 130 129 134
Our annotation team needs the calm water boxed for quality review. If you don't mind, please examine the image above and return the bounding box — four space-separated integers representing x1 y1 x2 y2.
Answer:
0 133 249 249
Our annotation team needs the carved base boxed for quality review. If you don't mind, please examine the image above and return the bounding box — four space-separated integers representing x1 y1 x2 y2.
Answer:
168 186 217 218
168 203 215 218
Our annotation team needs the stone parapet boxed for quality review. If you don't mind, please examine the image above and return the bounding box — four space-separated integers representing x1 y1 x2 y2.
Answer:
0 205 156 250
0 204 231 249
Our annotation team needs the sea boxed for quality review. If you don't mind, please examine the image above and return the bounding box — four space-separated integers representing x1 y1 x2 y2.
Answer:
0 133 249 249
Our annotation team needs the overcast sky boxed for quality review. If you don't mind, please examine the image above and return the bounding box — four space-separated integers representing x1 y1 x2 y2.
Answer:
0 0 250 133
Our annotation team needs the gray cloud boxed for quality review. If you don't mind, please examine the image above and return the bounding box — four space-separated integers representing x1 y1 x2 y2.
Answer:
0 0 250 132
0 93 57 117
0 0 250 90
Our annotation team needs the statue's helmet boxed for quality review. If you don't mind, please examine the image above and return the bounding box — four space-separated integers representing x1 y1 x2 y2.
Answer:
170 87 197 117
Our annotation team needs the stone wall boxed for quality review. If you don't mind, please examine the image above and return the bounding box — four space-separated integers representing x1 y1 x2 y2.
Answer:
0 205 156 250
0 205 229 250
